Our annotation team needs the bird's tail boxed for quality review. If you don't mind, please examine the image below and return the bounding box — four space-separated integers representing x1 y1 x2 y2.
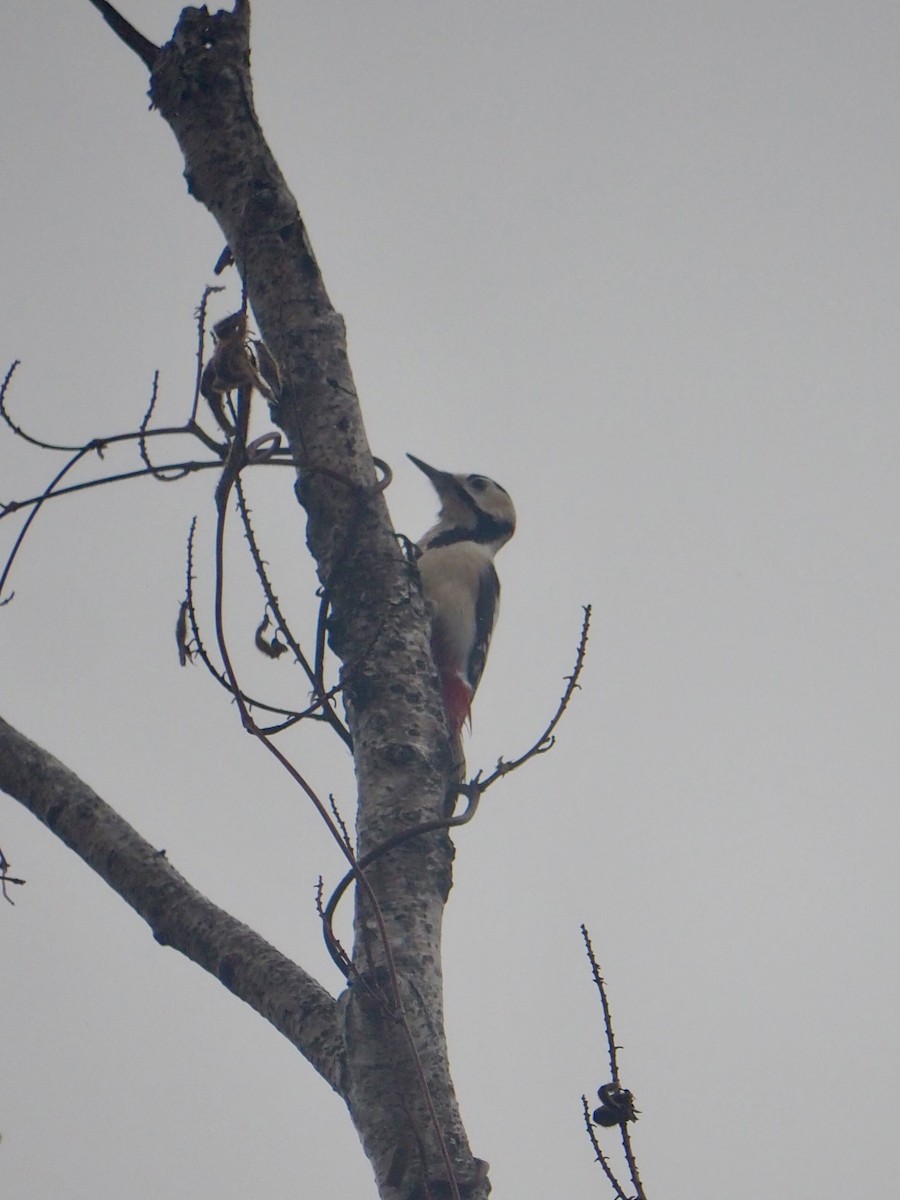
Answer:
441 673 473 739
440 673 472 789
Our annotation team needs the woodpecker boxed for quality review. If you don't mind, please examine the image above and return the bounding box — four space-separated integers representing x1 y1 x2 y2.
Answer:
408 453 516 740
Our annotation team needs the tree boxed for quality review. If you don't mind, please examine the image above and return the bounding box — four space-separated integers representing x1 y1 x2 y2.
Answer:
9 5 896 1199
2 6 601 1198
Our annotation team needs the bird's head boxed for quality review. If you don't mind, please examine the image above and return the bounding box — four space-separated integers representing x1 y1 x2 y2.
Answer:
408 453 516 552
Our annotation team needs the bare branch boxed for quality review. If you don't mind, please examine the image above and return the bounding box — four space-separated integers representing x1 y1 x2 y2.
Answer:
582 924 622 1087
1 361 85 452
476 603 592 794
0 841 26 904
87 0 159 70
581 1096 633 1200
192 285 227 425
138 373 194 481
234 473 352 745
622 1125 647 1200
582 926 647 1200
0 713 343 1087
1 456 226 519
180 517 307 721
0 443 96 603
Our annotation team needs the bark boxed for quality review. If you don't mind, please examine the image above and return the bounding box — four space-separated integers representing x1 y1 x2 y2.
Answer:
3 3 490 1198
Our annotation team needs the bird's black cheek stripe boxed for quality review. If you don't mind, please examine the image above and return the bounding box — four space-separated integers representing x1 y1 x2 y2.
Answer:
427 517 512 549
428 527 472 549
474 513 514 543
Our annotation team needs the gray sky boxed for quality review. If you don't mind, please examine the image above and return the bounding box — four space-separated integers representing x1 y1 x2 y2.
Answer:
4 2 900 1196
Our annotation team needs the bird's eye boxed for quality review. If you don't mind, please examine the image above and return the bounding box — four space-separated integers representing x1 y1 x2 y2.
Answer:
468 476 489 492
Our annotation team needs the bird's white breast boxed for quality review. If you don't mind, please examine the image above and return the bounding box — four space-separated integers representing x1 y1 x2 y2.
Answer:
417 542 498 673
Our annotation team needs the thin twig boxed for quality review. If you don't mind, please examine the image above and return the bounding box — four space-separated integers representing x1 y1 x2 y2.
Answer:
257 679 347 735
1 441 289 521
0 444 95 603
192 285 226 425
477 603 591 794
0 459 221 520
582 924 620 1085
328 794 353 851
1 361 86 452
138 373 195 481
581 1096 632 1200
181 518 306 720
582 925 647 1200
87 0 159 69
0 843 26 905
621 1126 646 1200
234 475 351 745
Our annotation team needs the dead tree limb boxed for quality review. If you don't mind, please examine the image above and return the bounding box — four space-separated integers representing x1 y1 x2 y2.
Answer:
0 714 343 1087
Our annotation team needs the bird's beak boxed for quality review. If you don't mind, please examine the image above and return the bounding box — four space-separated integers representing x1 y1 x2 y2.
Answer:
407 453 455 496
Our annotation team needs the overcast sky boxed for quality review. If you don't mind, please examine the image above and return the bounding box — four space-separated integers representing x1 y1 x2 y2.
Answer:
4 2 900 1197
